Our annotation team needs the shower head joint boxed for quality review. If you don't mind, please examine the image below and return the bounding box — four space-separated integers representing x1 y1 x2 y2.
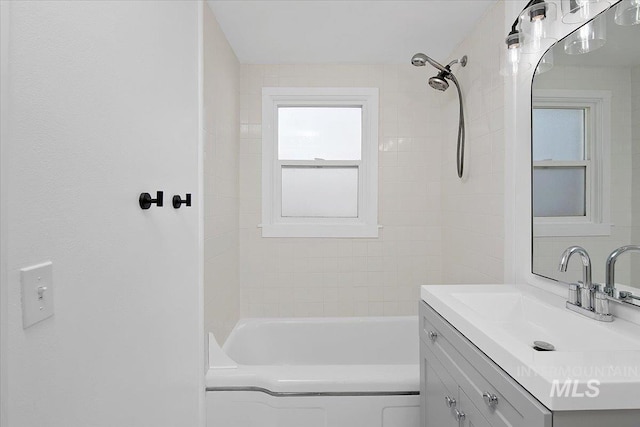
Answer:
411 53 467 72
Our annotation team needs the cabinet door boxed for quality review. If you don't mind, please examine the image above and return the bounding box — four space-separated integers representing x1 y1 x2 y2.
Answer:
459 387 492 427
421 341 458 427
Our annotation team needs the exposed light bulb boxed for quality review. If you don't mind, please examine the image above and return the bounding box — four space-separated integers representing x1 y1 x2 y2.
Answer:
508 46 520 64
530 19 544 52
577 0 591 21
520 1 557 54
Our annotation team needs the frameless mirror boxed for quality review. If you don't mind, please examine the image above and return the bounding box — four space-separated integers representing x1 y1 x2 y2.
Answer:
531 4 640 289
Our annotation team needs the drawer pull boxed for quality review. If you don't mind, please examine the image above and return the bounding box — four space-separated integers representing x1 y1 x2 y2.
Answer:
428 331 438 342
482 392 499 407
444 395 456 408
454 409 466 421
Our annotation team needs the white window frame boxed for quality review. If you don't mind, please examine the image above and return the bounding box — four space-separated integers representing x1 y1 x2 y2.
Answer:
532 89 611 237
261 87 379 238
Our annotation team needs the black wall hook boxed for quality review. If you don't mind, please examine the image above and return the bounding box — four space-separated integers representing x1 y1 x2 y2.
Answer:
139 191 163 209
172 193 192 209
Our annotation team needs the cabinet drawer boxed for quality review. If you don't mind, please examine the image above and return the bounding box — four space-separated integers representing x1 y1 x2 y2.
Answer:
420 301 552 427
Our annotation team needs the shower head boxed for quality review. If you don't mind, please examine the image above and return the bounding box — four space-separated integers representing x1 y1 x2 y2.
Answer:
410 52 428 66
412 53 469 93
428 72 450 91
411 52 468 179
411 53 448 73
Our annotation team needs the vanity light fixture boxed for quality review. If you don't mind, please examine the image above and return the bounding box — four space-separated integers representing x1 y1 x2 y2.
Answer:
614 0 640 25
561 0 611 24
520 0 558 53
503 0 554 75
502 30 523 76
564 14 607 54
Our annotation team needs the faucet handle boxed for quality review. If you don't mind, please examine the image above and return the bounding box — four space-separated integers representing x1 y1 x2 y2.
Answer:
573 281 596 310
581 286 594 311
568 283 580 306
594 292 610 316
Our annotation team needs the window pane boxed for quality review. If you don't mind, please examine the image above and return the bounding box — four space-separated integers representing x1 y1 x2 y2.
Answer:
281 167 358 218
278 107 362 160
533 167 586 217
532 108 585 161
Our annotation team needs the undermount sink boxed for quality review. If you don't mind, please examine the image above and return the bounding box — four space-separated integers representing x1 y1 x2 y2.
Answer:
421 283 640 411
448 290 640 352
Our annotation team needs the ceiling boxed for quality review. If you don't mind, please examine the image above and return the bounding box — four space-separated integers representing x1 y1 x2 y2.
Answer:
552 6 640 68
207 0 497 64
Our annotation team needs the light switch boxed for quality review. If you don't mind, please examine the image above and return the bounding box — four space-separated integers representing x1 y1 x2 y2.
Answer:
21 261 54 328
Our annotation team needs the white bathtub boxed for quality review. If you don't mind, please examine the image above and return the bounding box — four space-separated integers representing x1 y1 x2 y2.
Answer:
205 316 420 427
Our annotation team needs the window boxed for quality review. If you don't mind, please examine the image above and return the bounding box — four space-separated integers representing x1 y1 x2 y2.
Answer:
532 90 611 237
261 87 379 238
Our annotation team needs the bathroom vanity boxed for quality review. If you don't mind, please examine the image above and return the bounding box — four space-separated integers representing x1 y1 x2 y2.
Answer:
420 285 640 427
420 300 551 427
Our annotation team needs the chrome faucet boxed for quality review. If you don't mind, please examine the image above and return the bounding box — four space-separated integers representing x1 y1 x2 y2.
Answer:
558 246 612 322
605 245 640 298
559 246 594 308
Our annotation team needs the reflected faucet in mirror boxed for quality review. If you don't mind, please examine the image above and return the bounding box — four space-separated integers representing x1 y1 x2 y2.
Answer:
605 245 640 298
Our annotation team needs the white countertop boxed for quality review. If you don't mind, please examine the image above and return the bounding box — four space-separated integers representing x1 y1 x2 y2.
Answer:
421 283 640 411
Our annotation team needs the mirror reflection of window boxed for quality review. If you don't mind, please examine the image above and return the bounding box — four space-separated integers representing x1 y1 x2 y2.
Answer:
531 90 609 234
533 107 588 218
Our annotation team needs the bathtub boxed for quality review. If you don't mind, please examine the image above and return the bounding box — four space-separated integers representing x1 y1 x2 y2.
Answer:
205 316 420 427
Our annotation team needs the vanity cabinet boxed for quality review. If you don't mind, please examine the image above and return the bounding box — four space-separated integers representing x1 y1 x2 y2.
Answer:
422 344 492 427
420 301 640 427
420 301 552 427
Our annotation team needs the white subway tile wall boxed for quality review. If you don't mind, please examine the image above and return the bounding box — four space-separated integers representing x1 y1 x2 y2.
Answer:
204 6 241 342
238 63 445 318
206 1 512 328
440 2 506 284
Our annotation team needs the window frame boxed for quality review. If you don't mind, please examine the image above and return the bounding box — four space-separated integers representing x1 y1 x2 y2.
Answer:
532 89 612 237
261 87 379 238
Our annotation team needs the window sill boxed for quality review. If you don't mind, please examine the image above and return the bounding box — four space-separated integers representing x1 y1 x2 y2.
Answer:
260 223 381 238
533 222 612 237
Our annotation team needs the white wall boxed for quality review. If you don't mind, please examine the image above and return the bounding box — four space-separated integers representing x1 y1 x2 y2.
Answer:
533 65 633 285
2 1 203 425
238 64 444 317
203 5 240 343
441 1 507 284
228 2 513 318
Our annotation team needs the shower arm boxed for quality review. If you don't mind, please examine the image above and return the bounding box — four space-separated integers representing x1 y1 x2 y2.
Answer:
424 56 449 73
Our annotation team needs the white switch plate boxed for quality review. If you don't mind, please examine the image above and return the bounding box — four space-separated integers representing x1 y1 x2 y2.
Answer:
21 261 54 328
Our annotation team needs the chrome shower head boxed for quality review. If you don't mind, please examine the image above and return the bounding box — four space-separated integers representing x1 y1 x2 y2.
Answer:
411 53 429 67
411 52 449 73
428 72 450 91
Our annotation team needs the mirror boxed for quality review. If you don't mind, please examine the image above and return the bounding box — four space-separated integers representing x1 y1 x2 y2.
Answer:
531 5 640 289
